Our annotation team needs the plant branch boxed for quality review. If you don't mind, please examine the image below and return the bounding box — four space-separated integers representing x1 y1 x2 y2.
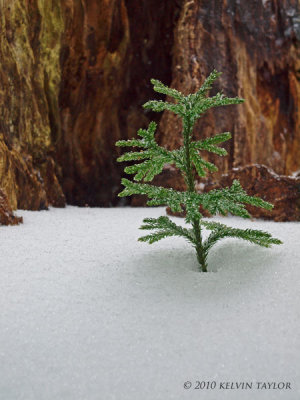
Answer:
182 115 207 272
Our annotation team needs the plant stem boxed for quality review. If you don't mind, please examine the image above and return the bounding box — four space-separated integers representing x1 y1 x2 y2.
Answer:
183 116 207 272
192 220 207 272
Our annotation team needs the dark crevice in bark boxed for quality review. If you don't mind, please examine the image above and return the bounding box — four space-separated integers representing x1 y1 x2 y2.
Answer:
57 0 183 206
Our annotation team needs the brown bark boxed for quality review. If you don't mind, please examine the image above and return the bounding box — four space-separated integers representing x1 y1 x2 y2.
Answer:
0 0 65 210
58 0 181 205
159 0 300 177
0 0 180 209
0 188 22 226
0 0 299 221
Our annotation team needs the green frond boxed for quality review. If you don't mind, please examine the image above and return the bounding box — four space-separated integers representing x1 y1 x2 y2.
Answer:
192 132 231 156
124 151 183 182
199 132 232 145
170 148 185 168
199 159 218 172
138 230 178 244
241 194 274 210
143 100 185 116
193 93 244 119
199 185 249 218
139 216 195 245
116 122 157 150
116 138 146 148
210 93 244 107
199 180 273 218
150 79 184 101
137 121 157 138
229 180 273 210
118 179 185 214
117 122 185 181
143 160 165 182
124 157 167 182
191 154 205 177
117 150 151 162
193 70 222 101
190 147 218 177
201 220 282 254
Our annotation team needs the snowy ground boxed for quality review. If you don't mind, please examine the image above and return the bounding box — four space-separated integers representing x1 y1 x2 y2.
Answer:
0 207 299 400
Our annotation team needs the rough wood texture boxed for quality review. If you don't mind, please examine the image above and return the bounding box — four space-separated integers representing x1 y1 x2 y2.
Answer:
58 0 181 205
0 0 65 210
159 0 300 177
0 0 299 220
0 188 22 225
0 0 180 208
57 0 130 206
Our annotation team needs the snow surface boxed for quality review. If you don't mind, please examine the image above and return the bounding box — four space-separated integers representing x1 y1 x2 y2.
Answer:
0 207 299 400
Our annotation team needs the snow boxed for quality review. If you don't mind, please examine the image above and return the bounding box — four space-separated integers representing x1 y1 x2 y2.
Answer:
0 207 299 400
291 169 300 178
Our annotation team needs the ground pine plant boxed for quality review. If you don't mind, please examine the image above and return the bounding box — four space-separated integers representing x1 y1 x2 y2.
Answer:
116 70 282 272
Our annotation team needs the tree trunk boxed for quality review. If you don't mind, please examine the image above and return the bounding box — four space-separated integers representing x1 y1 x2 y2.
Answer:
0 0 65 212
57 0 181 206
160 0 300 177
0 0 299 221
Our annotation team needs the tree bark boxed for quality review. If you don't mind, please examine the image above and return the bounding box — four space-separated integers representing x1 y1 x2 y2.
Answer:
57 0 181 205
160 0 300 177
0 0 65 212
0 188 22 225
0 0 299 221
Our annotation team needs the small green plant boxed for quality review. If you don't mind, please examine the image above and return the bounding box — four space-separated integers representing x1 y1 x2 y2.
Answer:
116 70 282 272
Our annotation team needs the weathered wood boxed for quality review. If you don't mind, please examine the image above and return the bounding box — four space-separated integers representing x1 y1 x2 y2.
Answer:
57 0 181 205
0 188 22 225
0 0 299 220
0 0 65 210
159 0 300 177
